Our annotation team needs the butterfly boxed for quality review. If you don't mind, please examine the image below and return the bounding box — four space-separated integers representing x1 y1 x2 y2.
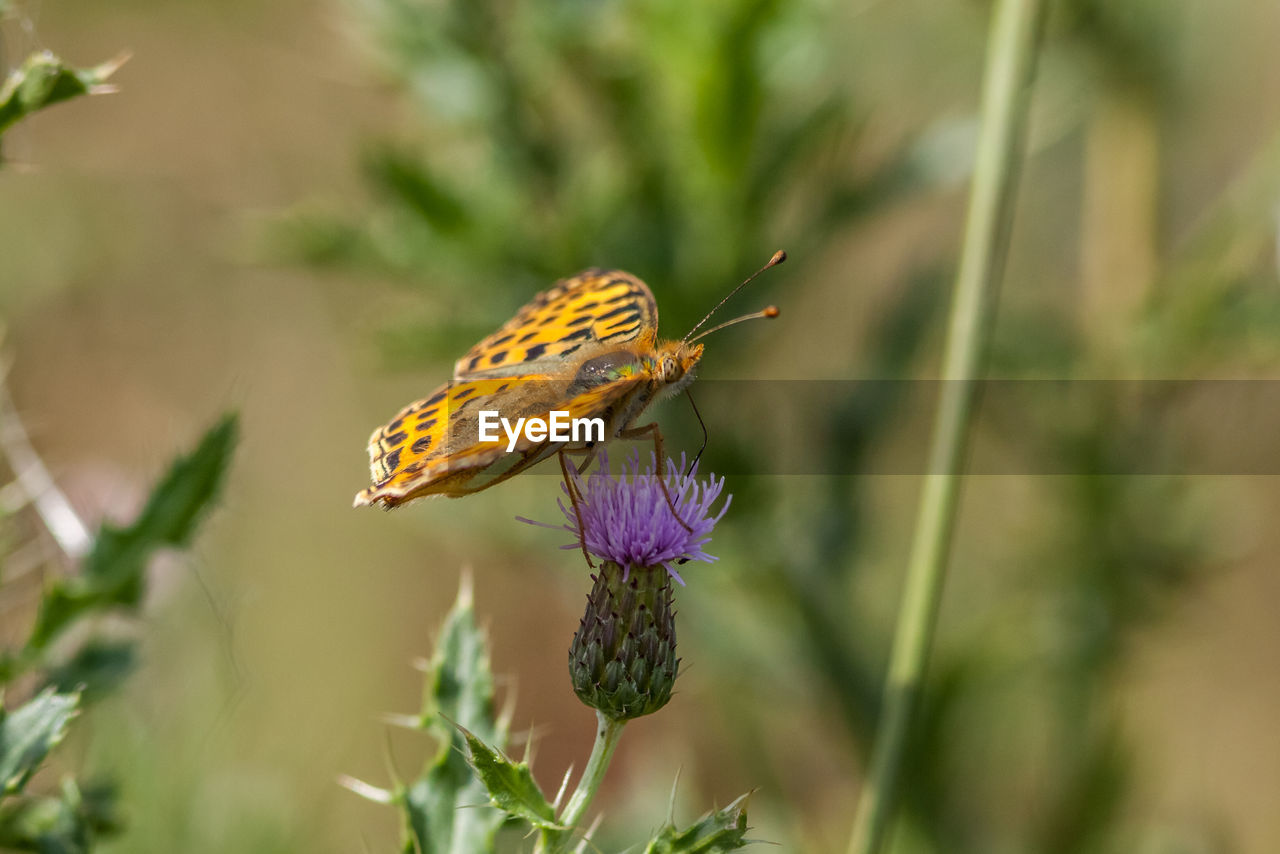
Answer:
353 251 784 511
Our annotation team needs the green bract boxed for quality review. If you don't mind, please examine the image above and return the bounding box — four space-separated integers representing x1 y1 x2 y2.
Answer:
570 562 679 722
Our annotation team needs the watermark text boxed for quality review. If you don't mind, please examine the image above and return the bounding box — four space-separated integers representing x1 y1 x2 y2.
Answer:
478 410 605 452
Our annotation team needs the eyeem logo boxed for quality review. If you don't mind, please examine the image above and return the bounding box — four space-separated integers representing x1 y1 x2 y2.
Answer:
478 410 606 452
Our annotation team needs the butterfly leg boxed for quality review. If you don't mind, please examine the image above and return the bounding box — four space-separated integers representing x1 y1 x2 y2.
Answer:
617 422 694 533
558 448 595 569
572 443 600 475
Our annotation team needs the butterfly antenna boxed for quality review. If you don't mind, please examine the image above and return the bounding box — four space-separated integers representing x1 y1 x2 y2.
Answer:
683 250 786 342
687 305 780 343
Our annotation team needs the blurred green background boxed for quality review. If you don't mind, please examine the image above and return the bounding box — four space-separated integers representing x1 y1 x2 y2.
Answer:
3 0 1280 851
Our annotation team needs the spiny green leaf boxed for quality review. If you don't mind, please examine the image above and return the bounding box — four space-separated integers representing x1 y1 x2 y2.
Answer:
84 413 238 580
421 578 499 743
399 579 507 854
0 51 125 138
459 728 558 830
26 413 238 652
0 689 79 798
402 741 507 854
642 794 753 854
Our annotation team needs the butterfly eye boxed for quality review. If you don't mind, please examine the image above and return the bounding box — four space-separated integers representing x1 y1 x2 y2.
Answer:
662 356 680 382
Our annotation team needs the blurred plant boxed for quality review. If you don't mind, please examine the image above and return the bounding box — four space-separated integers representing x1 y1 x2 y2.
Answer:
832 11 1280 854
0 51 125 158
848 0 1048 851
683 7 1278 854
349 454 750 853
279 0 919 365
961 139 1280 854
0 399 237 852
937 19 1280 854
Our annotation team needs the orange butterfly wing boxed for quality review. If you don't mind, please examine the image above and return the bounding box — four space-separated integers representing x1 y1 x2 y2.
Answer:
355 269 662 508
355 375 560 507
454 269 657 378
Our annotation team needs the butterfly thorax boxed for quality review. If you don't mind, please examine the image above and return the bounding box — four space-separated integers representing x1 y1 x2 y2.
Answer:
561 340 703 440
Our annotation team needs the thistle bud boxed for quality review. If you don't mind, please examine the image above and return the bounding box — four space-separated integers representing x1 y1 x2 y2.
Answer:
521 450 730 721
570 561 678 721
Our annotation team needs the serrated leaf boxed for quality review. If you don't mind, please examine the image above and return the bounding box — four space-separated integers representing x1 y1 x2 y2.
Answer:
421 580 499 744
642 794 752 854
0 51 125 138
402 745 505 854
399 580 507 854
26 414 238 652
460 728 558 830
0 689 79 798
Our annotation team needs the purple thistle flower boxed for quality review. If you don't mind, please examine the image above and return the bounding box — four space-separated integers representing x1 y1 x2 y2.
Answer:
522 450 731 583
516 450 730 720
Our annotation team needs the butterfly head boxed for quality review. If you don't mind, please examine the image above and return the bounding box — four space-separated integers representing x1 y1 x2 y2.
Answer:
651 340 704 399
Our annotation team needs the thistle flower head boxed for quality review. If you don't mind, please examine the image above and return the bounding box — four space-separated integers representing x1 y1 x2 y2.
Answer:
553 450 731 583
516 450 733 721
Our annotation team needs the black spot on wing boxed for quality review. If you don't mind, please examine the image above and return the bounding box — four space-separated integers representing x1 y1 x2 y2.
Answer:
567 314 593 327
525 343 548 360
488 350 508 365
384 449 402 472
604 288 639 305
414 391 447 412
603 325 641 341
597 304 637 320
558 328 592 343
601 311 642 332
417 417 438 429
490 333 515 346
411 436 432 453
453 387 477 400
518 331 538 343
385 431 409 446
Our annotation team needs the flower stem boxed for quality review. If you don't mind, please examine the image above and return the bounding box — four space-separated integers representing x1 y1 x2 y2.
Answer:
845 1 1047 853
540 711 626 853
